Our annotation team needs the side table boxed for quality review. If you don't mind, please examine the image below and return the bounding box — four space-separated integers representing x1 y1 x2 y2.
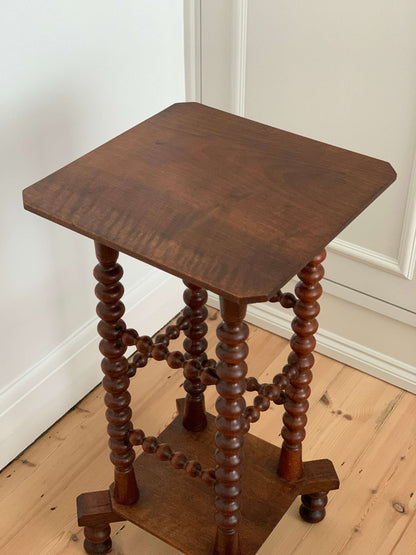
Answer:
23 102 396 554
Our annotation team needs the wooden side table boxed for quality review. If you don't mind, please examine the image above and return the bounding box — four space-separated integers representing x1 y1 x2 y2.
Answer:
23 102 396 554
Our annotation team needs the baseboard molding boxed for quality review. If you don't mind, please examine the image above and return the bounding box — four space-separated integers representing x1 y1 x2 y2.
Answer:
207 293 416 395
0 271 183 470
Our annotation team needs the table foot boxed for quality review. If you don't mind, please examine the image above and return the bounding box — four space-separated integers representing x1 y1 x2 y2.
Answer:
83 524 112 554
299 491 328 523
77 490 124 554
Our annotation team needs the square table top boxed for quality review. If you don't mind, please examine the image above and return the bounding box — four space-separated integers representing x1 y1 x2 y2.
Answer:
23 102 396 303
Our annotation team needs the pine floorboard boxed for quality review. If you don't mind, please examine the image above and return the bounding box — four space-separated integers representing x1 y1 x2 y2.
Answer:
0 308 415 554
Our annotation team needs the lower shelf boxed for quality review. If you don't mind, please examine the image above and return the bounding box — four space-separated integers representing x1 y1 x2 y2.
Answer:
109 403 339 554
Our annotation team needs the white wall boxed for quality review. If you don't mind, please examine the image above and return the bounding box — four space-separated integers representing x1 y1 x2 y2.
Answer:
0 0 186 469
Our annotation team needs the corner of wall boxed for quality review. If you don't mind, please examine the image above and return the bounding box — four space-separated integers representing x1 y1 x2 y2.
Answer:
0 272 183 470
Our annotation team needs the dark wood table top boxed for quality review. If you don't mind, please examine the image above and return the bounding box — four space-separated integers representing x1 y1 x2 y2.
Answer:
23 102 396 303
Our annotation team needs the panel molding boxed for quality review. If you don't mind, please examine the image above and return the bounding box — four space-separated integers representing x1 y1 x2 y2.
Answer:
223 1 416 279
280 276 416 327
231 0 248 116
328 237 403 276
322 278 416 327
184 0 201 102
397 147 416 279
207 293 416 394
0 271 183 470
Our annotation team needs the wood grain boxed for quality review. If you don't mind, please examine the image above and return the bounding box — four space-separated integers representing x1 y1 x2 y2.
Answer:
23 102 396 303
111 408 337 555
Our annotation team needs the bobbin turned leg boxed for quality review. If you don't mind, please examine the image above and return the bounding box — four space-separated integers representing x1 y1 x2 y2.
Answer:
94 242 139 505
299 491 328 523
278 250 326 482
214 297 248 555
182 280 208 431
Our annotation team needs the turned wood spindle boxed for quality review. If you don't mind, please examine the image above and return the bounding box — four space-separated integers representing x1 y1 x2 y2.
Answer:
277 249 326 482
268 290 297 308
243 381 282 434
200 359 219 386
129 428 216 486
182 280 208 431
214 298 248 555
94 242 139 505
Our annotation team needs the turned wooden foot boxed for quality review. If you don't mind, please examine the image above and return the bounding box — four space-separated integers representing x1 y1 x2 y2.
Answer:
77 490 124 555
299 491 328 523
83 524 112 554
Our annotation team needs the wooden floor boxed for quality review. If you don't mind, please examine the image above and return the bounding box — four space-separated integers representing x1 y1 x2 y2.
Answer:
1 308 415 555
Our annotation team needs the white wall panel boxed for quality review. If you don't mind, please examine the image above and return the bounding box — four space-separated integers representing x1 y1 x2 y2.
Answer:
245 0 416 258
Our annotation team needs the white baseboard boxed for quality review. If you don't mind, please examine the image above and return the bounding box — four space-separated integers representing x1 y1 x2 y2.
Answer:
207 293 416 395
0 271 183 470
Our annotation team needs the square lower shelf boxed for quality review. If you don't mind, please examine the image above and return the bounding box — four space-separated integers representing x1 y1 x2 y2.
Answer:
110 403 339 554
